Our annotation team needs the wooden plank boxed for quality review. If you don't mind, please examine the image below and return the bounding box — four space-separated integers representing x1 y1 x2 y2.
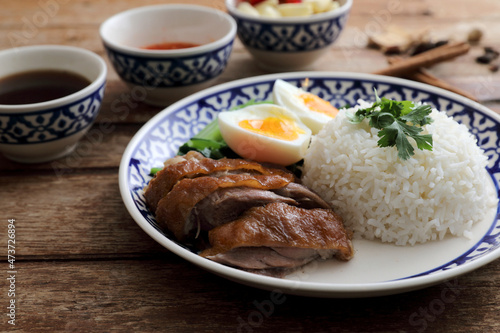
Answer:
96 81 164 124
1 257 498 332
1 0 499 24
3 19 499 51
0 171 168 258
0 123 140 171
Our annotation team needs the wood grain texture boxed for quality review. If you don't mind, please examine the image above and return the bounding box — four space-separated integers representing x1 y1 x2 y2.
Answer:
1 0 499 332
0 171 169 258
0 258 498 333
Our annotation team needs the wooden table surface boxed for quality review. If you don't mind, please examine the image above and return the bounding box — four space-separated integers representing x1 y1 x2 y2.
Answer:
1 0 500 332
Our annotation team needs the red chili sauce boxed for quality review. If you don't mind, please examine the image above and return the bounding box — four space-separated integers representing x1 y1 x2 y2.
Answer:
142 42 201 50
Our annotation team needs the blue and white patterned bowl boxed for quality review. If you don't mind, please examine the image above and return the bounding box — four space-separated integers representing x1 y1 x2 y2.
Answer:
225 0 352 71
100 4 237 106
0 45 107 164
119 72 500 297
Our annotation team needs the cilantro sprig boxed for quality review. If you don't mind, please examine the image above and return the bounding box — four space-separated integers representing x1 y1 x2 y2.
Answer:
347 90 434 160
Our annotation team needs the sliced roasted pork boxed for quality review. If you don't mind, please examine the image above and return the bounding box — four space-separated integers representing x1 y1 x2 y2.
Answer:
203 247 322 276
271 182 332 209
190 182 334 233
191 187 298 232
144 151 295 212
200 202 353 271
145 153 353 276
155 172 295 241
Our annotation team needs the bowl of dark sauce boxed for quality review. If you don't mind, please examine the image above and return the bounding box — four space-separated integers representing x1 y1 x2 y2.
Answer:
0 45 107 163
0 70 90 105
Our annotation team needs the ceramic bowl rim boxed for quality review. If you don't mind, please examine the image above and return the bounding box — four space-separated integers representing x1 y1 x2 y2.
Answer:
99 4 237 58
0 45 107 114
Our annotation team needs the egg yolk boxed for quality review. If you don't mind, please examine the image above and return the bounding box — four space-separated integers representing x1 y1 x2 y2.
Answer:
299 93 339 118
238 117 305 141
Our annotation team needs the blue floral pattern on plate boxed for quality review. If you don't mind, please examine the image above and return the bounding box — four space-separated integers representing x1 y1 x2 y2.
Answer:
0 84 105 144
122 73 500 285
105 43 234 88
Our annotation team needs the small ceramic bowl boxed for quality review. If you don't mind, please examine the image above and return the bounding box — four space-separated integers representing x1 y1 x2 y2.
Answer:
225 0 352 71
100 4 237 106
0 45 107 164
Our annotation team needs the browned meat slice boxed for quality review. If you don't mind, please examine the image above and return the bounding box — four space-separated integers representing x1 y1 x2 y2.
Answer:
271 182 332 209
146 154 354 276
200 202 354 271
202 247 324 270
191 182 333 232
144 151 295 212
155 173 295 241
191 187 298 232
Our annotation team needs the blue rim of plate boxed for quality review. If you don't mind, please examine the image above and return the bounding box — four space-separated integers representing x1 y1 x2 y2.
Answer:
119 72 500 297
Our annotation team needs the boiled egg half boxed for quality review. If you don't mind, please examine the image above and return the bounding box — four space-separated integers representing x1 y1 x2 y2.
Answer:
218 104 312 166
273 79 339 134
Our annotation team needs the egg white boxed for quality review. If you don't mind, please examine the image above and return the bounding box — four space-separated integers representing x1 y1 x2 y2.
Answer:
218 104 312 166
273 79 336 134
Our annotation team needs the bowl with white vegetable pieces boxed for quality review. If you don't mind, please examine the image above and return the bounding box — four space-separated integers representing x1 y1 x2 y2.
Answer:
225 0 352 71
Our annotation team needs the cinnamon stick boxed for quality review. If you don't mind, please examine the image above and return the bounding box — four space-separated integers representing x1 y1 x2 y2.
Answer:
386 56 479 102
408 69 478 102
373 41 471 77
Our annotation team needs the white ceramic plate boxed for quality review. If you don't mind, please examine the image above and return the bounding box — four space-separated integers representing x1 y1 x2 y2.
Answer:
119 72 500 297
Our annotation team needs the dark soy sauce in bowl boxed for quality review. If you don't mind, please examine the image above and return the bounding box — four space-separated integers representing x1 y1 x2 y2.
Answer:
0 70 91 105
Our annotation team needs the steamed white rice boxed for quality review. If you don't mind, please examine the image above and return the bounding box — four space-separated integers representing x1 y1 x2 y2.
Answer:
302 100 498 246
